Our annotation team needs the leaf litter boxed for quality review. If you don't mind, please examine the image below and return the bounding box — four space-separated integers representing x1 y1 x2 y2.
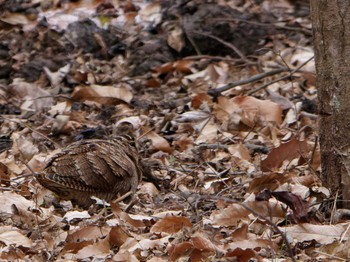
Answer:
0 0 344 261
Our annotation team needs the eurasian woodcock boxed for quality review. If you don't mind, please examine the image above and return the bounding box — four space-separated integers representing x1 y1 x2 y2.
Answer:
36 138 143 208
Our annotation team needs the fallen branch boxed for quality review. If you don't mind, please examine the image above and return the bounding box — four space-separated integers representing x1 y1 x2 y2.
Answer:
247 56 314 95
208 67 288 97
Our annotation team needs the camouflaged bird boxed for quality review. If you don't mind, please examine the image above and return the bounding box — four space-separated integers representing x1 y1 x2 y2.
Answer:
36 138 143 208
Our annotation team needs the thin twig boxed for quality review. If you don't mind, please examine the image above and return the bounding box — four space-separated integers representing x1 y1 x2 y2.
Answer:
182 55 237 61
246 56 314 95
192 30 247 61
183 17 202 56
209 17 312 36
0 116 61 148
208 67 288 97
330 191 339 224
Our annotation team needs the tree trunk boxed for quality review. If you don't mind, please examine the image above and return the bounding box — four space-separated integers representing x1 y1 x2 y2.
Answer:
310 1 350 207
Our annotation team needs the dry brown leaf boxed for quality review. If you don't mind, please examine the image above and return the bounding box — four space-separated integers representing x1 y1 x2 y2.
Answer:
111 202 145 228
190 249 216 262
108 226 130 248
153 62 174 74
228 143 251 161
210 200 285 227
75 238 110 260
142 130 172 153
191 93 212 109
231 224 249 240
172 136 194 151
150 216 192 234
71 84 133 104
0 162 10 186
318 238 350 260
62 240 94 254
271 191 309 221
249 173 292 192
66 226 110 243
168 241 193 261
191 232 219 252
225 248 256 262
174 60 194 74
261 138 308 171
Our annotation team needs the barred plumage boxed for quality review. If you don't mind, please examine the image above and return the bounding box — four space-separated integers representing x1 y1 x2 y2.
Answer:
36 138 143 208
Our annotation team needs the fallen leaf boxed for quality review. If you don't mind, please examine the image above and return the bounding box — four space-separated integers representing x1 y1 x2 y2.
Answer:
261 138 308 171
75 238 110 259
142 130 172 153
272 191 309 221
63 210 91 223
168 241 193 261
167 25 185 52
0 226 32 248
71 84 133 104
231 96 283 124
210 200 285 227
150 216 192 234
280 223 350 245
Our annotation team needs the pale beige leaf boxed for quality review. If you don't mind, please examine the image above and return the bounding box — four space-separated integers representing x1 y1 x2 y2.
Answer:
63 210 91 222
113 250 139 262
228 143 251 161
195 119 218 144
0 226 32 248
0 13 30 25
231 96 283 124
167 25 185 52
280 223 350 245
0 191 34 213
10 78 53 110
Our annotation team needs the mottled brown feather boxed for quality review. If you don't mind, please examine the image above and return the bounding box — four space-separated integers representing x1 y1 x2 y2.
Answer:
36 138 143 207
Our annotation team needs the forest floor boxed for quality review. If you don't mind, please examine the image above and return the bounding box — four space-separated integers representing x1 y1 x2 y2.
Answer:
0 0 346 261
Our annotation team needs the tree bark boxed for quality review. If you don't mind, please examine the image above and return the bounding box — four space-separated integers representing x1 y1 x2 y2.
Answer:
310 1 350 207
